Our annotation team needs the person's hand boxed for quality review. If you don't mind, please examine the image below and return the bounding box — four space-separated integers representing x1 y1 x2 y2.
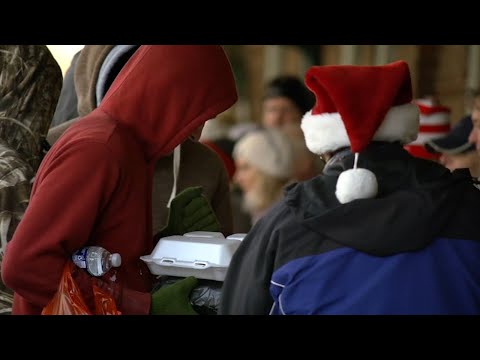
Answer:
150 276 199 315
182 188 221 233
156 187 220 239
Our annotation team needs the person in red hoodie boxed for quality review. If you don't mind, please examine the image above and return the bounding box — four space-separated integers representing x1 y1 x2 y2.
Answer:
1 45 238 315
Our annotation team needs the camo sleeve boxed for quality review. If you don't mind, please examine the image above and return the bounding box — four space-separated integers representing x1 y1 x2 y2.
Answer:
0 143 33 315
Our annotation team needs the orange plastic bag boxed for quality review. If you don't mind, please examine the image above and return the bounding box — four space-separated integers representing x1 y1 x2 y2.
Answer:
93 283 121 315
42 262 92 315
42 262 121 315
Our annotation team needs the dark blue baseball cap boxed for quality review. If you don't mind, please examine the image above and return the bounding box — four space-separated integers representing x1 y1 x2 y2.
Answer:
425 115 475 155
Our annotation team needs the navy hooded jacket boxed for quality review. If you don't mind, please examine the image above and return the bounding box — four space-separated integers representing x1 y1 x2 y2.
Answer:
220 142 480 315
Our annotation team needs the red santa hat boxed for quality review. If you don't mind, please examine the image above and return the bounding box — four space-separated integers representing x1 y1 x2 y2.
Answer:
301 60 420 204
404 99 451 160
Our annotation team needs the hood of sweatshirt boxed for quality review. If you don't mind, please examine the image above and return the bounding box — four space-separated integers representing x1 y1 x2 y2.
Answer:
91 45 237 162
74 45 140 117
73 45 237 203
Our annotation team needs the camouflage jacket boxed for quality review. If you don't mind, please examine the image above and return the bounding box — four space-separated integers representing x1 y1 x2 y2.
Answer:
0 141 34 314
0 45 62 314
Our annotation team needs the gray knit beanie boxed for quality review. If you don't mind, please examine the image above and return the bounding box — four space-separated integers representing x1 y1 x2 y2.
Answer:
233 129 295 179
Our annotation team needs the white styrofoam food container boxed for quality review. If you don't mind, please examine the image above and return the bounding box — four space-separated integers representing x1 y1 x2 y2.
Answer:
140 232 246 281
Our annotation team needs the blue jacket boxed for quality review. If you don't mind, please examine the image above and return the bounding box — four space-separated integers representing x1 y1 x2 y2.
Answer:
220 143 480 315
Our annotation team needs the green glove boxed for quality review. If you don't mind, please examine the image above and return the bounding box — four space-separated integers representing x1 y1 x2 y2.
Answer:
151 276 199 315
157 186 221 238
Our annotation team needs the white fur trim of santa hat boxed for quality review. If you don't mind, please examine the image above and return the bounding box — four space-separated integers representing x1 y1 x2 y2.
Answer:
301 102 419 155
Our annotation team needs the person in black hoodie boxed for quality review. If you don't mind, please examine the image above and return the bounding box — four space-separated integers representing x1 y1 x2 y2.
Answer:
220 60 480 315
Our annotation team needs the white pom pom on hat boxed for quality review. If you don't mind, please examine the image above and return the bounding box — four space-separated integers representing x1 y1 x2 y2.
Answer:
300 60 420 203
335 154 378 204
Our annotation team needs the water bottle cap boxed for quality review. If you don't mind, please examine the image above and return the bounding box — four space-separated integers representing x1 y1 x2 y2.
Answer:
111 253 122 267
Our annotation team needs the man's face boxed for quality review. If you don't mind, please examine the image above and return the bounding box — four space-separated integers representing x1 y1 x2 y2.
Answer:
262 97 303 130
468 97 480 153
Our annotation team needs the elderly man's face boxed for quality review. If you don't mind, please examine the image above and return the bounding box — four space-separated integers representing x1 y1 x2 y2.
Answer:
233 157 258 194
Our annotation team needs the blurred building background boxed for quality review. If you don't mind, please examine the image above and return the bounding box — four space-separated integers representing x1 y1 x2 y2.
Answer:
47 45 480 126
224 45 480 127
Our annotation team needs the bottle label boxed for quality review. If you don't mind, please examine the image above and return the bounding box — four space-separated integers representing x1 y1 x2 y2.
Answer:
72 248 88 269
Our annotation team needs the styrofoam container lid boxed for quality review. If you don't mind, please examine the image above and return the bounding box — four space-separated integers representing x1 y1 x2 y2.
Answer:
226 233 247 241
183 231 225 239
140 232 241 273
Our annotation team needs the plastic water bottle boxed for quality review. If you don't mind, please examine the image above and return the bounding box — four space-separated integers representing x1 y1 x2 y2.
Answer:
72 246 122 277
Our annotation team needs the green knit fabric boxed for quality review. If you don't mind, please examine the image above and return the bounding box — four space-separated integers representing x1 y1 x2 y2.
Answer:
151 276 199 315
157 186 220 238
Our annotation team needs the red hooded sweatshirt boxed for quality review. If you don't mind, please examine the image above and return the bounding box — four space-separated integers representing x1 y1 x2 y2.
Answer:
1 45 238 315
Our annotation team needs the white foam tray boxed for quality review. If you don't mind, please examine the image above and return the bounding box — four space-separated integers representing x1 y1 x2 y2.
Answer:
140 232 246 281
